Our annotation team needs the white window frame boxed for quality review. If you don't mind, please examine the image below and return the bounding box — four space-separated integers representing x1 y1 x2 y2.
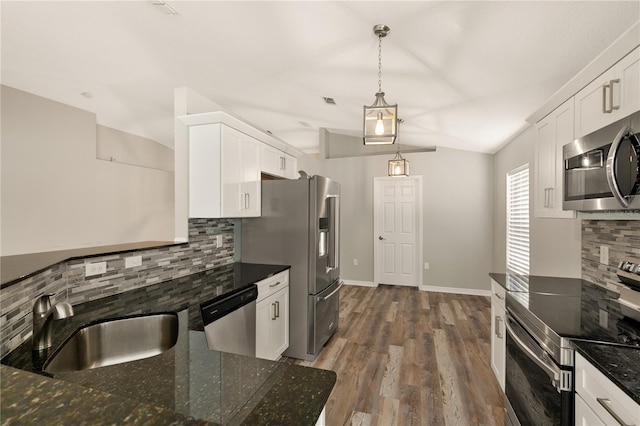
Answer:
506 164 530 276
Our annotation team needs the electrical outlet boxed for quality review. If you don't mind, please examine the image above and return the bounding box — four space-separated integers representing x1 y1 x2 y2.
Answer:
600 245 609 265
353 259 358 266
424 262 430 270
216 235 223 248
125 255 142 268
85 261 107 277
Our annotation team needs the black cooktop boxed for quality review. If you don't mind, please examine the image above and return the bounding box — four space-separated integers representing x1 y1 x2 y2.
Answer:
491 273 640 348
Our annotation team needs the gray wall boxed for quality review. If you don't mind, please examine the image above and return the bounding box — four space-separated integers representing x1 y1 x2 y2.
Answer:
1 85 174 255
492 126 581 277
326 147 494 292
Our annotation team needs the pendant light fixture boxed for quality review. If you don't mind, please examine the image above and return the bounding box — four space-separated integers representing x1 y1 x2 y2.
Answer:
388 119 409 177
363 24 397 145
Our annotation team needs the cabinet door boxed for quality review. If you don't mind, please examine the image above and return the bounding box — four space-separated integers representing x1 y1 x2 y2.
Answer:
221 126 243 217
241 135 261 217
575 67 618 139
256 297 273 360
618 46 640 119
534 99 576 218
283 153 298 179
490 294 506 391
261 144 283 177
189 124 222 218
271 286 289 357
575 47 640 139
575 394 606 426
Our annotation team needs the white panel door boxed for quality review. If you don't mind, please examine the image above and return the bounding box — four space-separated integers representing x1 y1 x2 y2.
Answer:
374 176 422 287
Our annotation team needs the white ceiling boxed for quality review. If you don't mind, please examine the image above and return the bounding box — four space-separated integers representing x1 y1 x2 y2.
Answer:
2 1 639 154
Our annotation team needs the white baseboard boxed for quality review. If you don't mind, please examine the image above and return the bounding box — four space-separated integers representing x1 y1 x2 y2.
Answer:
419 285 491 297
342 280 377 288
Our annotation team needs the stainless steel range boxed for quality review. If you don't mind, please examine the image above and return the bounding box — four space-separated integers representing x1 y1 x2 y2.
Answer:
500 273 640 426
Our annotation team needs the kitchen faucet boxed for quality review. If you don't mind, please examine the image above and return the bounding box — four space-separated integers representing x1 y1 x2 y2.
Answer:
32 294 74 351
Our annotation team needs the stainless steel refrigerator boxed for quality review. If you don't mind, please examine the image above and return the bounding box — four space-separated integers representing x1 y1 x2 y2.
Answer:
241 175 341 361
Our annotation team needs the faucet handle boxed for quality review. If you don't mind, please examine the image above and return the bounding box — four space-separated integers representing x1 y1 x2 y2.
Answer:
52 302 74 320
33 294 55 315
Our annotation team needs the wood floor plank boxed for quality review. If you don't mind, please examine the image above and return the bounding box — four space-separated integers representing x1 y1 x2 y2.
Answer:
290 285 504 426
375 397 399 426
379 345 403 398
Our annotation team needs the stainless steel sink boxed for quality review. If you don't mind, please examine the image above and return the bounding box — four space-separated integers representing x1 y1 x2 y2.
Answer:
43 313 179 374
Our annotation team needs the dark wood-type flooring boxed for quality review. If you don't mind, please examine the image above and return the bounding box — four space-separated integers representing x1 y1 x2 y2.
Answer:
290 284 505 426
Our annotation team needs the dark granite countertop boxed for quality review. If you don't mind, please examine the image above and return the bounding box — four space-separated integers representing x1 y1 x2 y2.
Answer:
1 240 181 287
572 340 640 405
489 272 640 404
1 263 336 425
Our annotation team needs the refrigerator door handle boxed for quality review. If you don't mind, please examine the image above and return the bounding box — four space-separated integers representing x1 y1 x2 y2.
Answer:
327 195 340 271
319 281 344 301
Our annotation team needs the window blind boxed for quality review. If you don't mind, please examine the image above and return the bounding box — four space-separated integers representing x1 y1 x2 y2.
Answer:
506 165 529 276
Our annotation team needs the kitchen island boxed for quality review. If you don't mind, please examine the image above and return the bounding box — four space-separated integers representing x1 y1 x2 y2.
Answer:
1 263 336 425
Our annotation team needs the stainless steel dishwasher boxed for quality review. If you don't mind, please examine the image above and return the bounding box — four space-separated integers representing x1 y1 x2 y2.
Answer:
200 285 258 357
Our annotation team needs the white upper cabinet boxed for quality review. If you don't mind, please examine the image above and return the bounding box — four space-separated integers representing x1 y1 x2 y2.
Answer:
575 46 640 139
189 123 261 218
534 98 576 218
261 144 298 179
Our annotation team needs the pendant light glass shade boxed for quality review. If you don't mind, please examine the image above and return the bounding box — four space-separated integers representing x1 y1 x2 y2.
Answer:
388 151 409 177
363 92 397 145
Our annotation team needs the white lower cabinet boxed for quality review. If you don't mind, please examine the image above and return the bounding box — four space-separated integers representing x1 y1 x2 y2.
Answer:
256 270 289 360
490 279 506 391
575 351 640 426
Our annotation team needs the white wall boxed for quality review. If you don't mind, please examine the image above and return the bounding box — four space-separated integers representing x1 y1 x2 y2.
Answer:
1 85 174 255
326 147 494 291
492 126 581 277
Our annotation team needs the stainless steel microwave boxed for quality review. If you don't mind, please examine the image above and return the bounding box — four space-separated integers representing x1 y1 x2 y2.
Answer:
563 112 640 211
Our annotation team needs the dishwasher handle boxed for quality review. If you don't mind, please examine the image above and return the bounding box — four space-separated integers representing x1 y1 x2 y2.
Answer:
201 285 258 326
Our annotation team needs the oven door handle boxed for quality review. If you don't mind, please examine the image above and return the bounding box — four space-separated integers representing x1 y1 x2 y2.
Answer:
505 315 566 392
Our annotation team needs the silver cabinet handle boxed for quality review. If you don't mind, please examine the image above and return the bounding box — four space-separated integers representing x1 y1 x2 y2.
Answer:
610 79 620 111
543 187 554 208
494 292 504 300
269 281 282 288
272 303 277 320
275 301 280 318
596 398 634 426
603 82 612 113
495 316 503 339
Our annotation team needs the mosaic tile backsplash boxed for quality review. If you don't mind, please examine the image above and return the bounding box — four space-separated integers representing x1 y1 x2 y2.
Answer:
0 219 234 357
582 220 640 291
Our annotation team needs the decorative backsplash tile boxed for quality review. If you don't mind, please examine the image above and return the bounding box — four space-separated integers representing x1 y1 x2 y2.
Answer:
0 219 234 357
582 220 640 291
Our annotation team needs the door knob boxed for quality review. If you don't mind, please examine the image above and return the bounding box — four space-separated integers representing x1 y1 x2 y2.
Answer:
378 236 385 240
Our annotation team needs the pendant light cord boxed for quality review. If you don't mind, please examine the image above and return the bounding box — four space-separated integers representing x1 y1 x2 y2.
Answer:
378 34 383 93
